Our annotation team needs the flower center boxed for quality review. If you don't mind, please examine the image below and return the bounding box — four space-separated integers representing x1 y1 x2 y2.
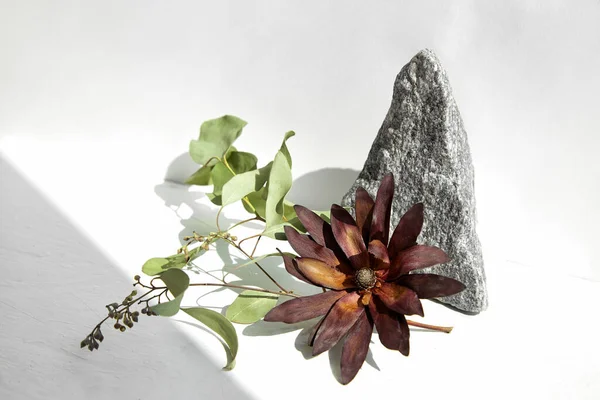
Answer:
355 268 376 290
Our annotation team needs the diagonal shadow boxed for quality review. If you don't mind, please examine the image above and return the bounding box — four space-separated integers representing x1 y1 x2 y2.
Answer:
0 155 254 400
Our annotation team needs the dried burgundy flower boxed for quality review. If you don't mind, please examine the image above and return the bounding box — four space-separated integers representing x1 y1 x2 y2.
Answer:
264 173 466 384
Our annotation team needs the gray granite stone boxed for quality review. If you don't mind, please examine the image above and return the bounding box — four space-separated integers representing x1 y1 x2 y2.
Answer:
342 49 487 313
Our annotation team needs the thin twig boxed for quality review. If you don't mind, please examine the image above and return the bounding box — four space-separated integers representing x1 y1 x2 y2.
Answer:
226 238 288 293
406 319 453 333
187 282 299 297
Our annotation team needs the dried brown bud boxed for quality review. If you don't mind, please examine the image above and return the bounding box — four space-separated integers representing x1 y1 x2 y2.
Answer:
93 329 104 342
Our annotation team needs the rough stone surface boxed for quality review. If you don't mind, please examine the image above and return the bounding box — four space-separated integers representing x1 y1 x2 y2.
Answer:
342 49 487 313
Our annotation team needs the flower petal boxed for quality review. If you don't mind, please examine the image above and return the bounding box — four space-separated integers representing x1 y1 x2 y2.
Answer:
280 251 311 284
296 257 355 290
374 282 424 317
368 239 390 270
369 174 394 245
294 204 328 247
284 226 339 267
368 297 410 355
330 204 369 269
313 292 364 356
294 204 348 262
396 274 466 299
388 245 450 280
388 203 424 260
355 187 375 244
340 311 374 385
308 316 325 346
263 290 346 323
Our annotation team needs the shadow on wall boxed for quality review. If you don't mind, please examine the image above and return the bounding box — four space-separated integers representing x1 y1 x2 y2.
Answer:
287 168 360 210
0 155 253 400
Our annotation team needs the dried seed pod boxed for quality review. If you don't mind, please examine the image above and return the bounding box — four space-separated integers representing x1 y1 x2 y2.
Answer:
93 329 104 342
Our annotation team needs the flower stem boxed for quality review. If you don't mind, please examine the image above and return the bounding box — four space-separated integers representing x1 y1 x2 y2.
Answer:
406 319 453 333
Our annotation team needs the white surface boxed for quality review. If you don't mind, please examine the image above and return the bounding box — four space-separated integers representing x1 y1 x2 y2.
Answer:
1 1 600 399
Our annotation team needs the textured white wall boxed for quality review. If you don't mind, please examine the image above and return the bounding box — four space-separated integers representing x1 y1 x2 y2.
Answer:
1 1 599 399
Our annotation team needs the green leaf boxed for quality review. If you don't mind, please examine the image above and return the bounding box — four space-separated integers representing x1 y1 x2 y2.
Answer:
151 269 190 317
142 258 169 276
226 151 258 173
221 162 272 206
265 150 293 227
244 187 268 218
141 248 201 276
208 151 259 206
151 293 185 317
185 164 213 185
182 307 239 370
160 268 190 297
209 161 234 198
279 131 295 167
189 115 247 165
226 290 279 324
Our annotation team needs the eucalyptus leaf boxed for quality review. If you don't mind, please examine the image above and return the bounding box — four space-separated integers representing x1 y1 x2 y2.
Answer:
210 161 233 198
151 293 185 317
159 268 190 297
279 131 295 166
209 151 259 205
221 162 272 206
244 187 268 218
182 307 239 370
226 290 279 324
141 248 201 276
150 269 190 317
189 115 247 165
142 258 169 276
185 164 213 185
265 151 292 227
226 151 258 173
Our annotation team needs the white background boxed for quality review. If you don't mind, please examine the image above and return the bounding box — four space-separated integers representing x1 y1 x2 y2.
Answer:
1 1 599 399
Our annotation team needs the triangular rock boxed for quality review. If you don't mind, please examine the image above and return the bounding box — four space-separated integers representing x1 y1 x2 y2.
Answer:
342 49 487 313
